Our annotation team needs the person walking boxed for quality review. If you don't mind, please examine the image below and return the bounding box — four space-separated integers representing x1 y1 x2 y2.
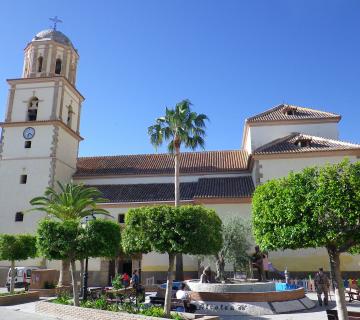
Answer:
314 268 330 306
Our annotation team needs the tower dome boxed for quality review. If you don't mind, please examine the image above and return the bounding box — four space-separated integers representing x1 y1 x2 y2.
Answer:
33 29 73 47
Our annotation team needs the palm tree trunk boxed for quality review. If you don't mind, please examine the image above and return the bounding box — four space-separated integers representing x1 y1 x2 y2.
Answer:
10 260 15 294
164 253 175 316
70 259 79 307
174 145 184 281
328 247 348 320
174 145 180 207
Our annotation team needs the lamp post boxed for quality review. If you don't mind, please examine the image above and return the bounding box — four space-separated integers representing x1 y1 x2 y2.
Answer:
81 214 96 301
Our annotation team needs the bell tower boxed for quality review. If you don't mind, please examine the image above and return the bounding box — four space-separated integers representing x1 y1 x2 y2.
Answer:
0 24 84 234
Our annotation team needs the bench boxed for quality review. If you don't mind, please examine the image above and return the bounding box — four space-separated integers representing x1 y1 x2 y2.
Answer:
327 310 360 320
149 296 195 313
346 283 360 302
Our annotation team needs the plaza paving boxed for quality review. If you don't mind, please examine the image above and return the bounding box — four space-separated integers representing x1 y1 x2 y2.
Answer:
1 290 360 320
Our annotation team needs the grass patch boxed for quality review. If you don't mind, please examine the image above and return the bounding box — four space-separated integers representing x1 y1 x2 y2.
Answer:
0 290 26 297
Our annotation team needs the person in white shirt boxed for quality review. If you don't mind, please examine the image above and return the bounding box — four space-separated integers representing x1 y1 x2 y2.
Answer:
176 283 188 299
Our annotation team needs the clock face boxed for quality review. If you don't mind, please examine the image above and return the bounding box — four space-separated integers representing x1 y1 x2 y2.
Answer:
23 127 35 140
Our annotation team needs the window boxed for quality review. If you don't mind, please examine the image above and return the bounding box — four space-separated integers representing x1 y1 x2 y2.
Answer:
118 214 125 224
37 56 43 73
24 141 31 148
67 106 73 127
20 174 27 184
55 58 62 75
15 212 24 222
295 138 312 148
283 106 297 116
27 97 39 121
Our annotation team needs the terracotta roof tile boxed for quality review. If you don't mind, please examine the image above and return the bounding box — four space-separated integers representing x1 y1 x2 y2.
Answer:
254 133 360 155
75 150 249 177
247 104 340 123
90 176 254 203
195 176 254 198
93 182 197 203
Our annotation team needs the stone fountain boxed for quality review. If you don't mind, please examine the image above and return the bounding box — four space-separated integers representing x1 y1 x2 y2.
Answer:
186 279 316 316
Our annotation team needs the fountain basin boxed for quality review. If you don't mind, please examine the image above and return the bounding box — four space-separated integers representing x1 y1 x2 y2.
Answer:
185 280 315 316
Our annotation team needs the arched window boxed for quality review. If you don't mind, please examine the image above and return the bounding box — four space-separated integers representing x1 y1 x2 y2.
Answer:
27 97 39 121
55 58 62 75
37 56 43 73
67 106 73 127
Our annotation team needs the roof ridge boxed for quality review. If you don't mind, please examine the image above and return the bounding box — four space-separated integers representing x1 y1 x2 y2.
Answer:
246 103 341 123
294 133 360 147
246 104 284 122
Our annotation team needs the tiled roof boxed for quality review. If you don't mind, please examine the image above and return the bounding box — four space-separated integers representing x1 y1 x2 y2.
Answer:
94 182 197 203
75 150 249 177
246 104 341 123
90 176 254 203
195 176 254 198
254 133 360 155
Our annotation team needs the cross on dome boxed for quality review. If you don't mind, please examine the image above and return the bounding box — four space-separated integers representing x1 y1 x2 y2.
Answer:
49 16 62 30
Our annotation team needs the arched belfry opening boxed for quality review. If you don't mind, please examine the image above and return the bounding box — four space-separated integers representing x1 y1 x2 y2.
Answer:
37 56 43 73
27 97 39 121
67 105 74 127
55 58 62 75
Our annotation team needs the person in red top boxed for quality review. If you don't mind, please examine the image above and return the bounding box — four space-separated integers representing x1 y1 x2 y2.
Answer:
122 272 130 287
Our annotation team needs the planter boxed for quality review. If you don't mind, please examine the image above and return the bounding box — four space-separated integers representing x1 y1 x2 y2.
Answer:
0 291 39 306
30 288 57 297
35 300 219 320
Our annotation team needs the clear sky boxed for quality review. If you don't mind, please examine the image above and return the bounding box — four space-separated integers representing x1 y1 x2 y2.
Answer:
0 0 359 156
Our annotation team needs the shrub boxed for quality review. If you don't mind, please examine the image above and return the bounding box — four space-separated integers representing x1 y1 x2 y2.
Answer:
111 274 123 290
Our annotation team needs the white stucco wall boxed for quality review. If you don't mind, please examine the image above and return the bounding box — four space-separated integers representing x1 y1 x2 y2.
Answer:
1 126 53 158
11 82 55 122
248 122 339 152
259 155 359 183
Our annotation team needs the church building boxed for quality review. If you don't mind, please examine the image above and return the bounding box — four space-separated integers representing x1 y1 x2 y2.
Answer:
1 28 360 285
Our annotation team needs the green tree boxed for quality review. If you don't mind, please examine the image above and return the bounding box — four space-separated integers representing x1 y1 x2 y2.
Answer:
215 217 252 281
29 181 110 287
0 234 37 293
37 219 120 306
122 205 222 315
148 99 209 280
252 160 360 320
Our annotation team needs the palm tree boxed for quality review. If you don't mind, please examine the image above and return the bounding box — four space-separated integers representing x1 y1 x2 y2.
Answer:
29 182 110 304
148 99 208 280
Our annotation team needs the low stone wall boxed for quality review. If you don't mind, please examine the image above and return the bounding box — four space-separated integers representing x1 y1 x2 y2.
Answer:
35 301 219 320
0 291 39 306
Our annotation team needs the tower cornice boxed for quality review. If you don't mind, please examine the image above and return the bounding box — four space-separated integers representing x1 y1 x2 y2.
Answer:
7 76 85 102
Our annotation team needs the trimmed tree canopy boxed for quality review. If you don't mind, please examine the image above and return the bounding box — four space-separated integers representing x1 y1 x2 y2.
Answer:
37 219 121 260
252 160 360 251
252 159 360 320
0 234 37 262
122 205 222 256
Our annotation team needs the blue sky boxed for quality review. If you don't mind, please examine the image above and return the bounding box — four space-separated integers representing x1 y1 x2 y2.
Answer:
0 0 359 156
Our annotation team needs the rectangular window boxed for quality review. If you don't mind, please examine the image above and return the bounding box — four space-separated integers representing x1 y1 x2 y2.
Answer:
15 212 24 222
24 141 31 148
20 175 27 184
118 214 125 224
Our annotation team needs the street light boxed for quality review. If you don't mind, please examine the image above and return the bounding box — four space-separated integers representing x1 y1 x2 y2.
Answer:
81 214 96 301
